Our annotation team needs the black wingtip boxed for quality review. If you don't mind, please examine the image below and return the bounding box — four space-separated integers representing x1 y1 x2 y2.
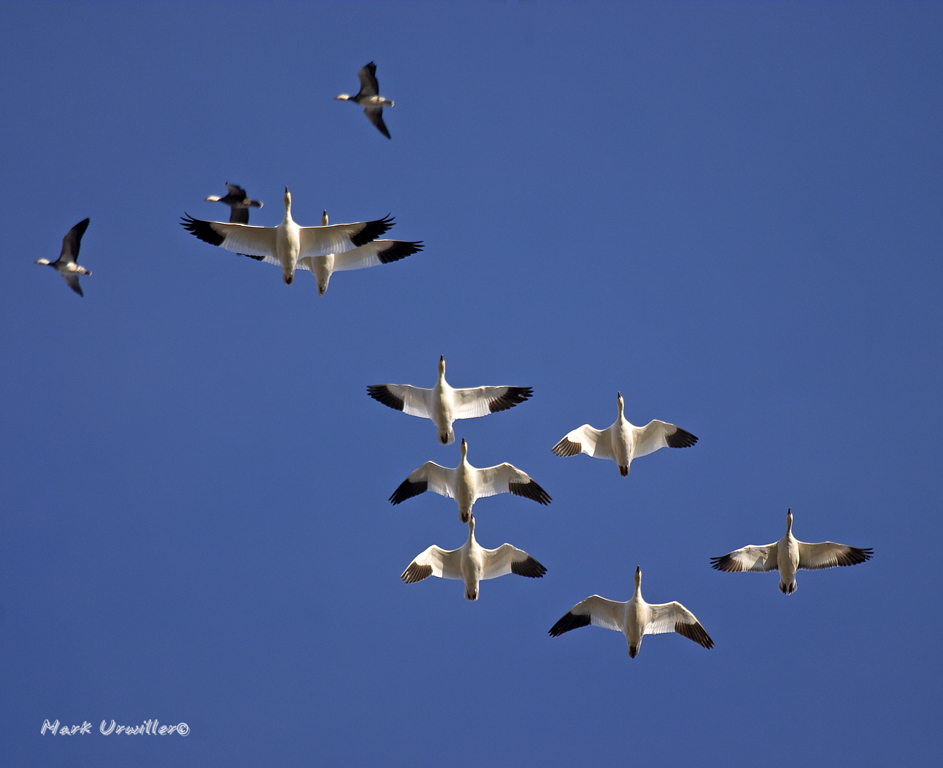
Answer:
676 621 714 649
367 384 405 412
549 611 591 637
511 556 547 579
389 478 427 505
709 554 739 572
488 386 533 414
509 480 551 505
351 215 395 248
376 240 423 265
666 427 698 449
401 562 433 584
551 438 580 458
180 213 226 246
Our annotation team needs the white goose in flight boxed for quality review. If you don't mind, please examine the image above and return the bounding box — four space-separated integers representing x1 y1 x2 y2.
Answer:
296 210 422 296
401 515 546 601
551 392 697 476
710 509 873 594
205 183 263 224
36 218 91 297
390 438 551 523
336 62 394 139
368 356 532 445
549 566 714 658
181 187 393 285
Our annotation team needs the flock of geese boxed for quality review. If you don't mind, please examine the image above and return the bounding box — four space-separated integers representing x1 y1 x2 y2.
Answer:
34 62 873 660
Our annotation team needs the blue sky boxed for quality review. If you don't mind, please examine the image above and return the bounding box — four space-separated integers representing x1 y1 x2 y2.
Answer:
1 2 941 765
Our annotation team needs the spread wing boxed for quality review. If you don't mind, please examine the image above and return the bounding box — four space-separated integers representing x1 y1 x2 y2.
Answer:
61 272 84 297
367 384 433 420
481 544 547 580
798 541 873 571
401 545 462 583
549 595 625 636
297 216 394 257
633 420 698 459
180 215 278 261
647 602 714 649
389 462 455 505
551 424 613 460
331 240 422 272
452 386 533 420
364 106 391 139
475 464 551 505
358 62 380 96
710 544 779 573
60 218 90 265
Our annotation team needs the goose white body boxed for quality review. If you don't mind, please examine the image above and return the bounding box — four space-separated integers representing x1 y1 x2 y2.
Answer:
401 515 546 601
549 566 713 658
295 210 423 295
368 356 532 445
710 509 873 594
181 187 394 285
552 392 697 476
390 438 550 523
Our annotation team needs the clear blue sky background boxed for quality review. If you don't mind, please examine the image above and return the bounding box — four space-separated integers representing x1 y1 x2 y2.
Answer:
2 2 941 766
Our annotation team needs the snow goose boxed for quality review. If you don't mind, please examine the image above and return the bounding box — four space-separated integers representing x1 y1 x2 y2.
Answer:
205 183 263 224
710 509 873 594
36 218 91 297
401 514 546 601
181 187 394 285
549 565 713 658
296 210 423 296
368 355 532 445
551 392 697 476
336 62 394 139
390 438 551 523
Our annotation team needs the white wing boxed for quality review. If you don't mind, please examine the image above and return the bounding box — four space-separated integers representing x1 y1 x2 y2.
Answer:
389 462 456 506
647 602 714 649
632 420 698 459
297 217 394 258
551 424 614 460
331 240 422 272
401 545 462 583
798 541 873 570
480 544 547 580
549 595 626 636
710 544 779 573
180 216 278 261
474 464 551 505
367 384 433 420
452 386 533 420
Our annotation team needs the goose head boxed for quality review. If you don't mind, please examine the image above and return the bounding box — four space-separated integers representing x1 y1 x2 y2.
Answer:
460 438 468 462
438 355 446 379
617 391 625 417
283 186 292 211
335 93 352 101
634 565 642 593
35 259 52 266
321 210 329 226
786 508 794 534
